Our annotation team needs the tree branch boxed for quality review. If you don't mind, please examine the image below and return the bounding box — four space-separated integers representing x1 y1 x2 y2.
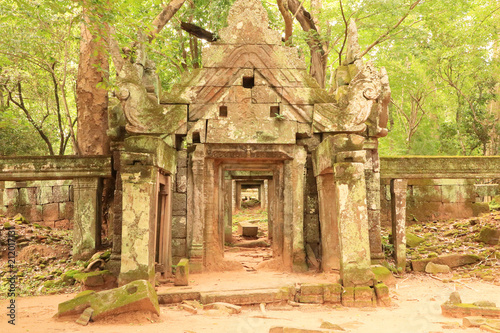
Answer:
359 0 422 58
8 83 54 155
149 0 187 42
277 0 293 42
180 22 218 42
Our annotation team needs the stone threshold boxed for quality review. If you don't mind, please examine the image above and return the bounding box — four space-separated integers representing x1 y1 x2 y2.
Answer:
157 282 391 307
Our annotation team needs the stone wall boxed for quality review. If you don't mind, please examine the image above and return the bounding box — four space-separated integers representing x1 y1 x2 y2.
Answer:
380 179 490 226
0 180 73 229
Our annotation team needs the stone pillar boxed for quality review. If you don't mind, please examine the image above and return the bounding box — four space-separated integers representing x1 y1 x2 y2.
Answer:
284 146 308 272
364 144 384 262
235 181 242 209
223 175 233 243
204 158 223 265
317 173 340 271
334 158 374 287
262 180 268 210
118 164 158 285
187 145 205 273
232 179 236 212
391 179 407 271
73 177 102 260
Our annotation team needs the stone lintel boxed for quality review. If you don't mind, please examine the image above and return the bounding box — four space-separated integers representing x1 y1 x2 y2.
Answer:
380 156 500 179
0 156 112 181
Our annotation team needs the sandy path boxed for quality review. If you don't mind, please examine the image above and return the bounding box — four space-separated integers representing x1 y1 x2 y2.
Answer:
1 274 498 333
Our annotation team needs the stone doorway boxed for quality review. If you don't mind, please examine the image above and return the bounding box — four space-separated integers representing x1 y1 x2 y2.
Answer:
190 143 308 272
222 168 274 271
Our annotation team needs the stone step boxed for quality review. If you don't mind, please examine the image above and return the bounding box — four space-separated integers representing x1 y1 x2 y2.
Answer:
158 287 292 305
157 290 201 304
200 287 292 305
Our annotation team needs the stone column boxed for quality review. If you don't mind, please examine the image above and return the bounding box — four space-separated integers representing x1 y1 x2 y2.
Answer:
187 145 205 273
334 158 374 287
232 179 236 212
73 177 102 260
286 146 308 272
262 180 268 210
364 146 384 262
391 179 408 271
118 165 158 285
223 174 233 243
317 172 340 271
204 158 223 266
235 181 242 209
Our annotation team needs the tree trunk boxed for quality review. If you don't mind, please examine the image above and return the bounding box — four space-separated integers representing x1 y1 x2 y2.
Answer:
286 0 327 87
76 1 110 156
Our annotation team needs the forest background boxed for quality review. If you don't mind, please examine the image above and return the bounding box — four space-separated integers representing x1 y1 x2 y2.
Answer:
0 0 499 157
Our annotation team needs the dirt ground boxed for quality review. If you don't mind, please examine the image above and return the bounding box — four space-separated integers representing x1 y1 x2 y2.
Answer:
1 271 499 333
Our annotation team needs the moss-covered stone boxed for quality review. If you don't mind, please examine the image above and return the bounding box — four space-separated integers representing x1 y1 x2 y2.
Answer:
406 232 425 248
57 280 159 320
371 265 396 286
478 225 500 245
13 213 28 224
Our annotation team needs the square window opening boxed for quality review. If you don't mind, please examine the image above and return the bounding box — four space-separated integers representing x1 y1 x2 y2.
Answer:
270 106 280 117
219 106 228 117
242 76 255 89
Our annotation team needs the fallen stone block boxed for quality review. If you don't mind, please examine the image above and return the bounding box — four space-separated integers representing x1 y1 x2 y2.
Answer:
371 265 397 286
478 225 500 245
406 232 425 248
179 303 197 314
411 254 481 272
238 222 259 237
175 258 189 286
76 307 94 326
425 262 451 274
441 303 500 318
56 280 160 320
204 302 242 314
182 300 203 309
73 270 117 291
449 292 462 304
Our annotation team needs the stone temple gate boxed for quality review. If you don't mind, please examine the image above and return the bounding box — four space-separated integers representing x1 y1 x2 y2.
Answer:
109 0 390 288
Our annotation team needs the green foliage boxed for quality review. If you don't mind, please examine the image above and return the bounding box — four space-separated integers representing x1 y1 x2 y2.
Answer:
1 0 499 156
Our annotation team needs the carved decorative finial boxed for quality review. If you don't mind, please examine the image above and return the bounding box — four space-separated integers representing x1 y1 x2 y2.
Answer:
218 0 281 44
345 19 360 65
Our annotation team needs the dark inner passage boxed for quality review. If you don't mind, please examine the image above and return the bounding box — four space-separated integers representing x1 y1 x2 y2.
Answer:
222 170 274 271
